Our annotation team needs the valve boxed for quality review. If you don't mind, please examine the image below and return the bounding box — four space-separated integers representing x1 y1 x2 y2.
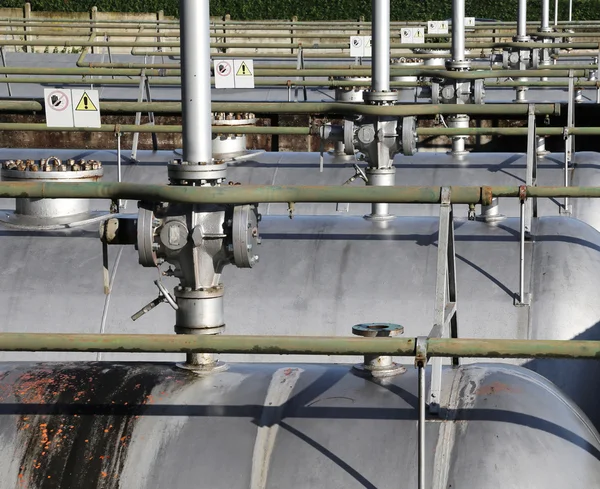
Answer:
131 280 179 321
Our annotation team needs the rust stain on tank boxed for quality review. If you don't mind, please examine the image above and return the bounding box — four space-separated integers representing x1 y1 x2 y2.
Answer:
476 381 521 396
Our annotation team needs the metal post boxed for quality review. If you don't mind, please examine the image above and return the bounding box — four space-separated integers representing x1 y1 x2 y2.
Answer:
371 0 390 92
569 0 573 22
418 363 426 489
0 47 11 97
564 70 574 213
116 131 125 211
517 0 528 40
541 0 550 32
516 186 530 306
180 0 212 164
554 0 558 26
452 0 466 63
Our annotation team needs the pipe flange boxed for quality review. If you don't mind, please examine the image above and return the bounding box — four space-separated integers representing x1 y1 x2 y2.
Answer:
344 119 356 156
474 78 486 105
352 323 404 337
176 359 229 374
445 60 471 71
363 90 399 104
352 323 406 378
168 159 227 184
212 112 257 126
231 204 261 268
514 35 531 42
402 116 417 156
174 286 226 334
137 202 159 267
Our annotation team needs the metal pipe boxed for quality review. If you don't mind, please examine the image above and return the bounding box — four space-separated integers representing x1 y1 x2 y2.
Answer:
519 197 526 303
418 363 426 489
541 0 551 32
517 0 529 39
452 0 466 63
6 183 600 205
1 333 600 359
371 0 390 92
179 0 211 164
555 0 559 26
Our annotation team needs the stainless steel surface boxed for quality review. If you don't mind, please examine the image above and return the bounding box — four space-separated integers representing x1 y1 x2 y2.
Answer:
371 0 390 93
517 0 529 40
451 0 466 63
0 361 597 488
541 0 551 32
180 0 211 165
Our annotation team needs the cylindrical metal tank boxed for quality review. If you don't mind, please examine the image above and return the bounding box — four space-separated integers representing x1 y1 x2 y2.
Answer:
0 361 597 488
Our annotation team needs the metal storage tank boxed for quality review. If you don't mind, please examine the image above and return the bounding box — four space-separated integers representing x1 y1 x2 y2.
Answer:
0 361 598 488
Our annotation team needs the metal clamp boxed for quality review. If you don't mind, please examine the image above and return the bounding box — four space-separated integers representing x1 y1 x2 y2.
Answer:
415 336 428 368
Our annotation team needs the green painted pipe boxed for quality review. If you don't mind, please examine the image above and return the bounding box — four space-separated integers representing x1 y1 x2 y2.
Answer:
0 183 492 205
0 102 562 117
417 127 600 136
0 332 598 359
0 183 599 205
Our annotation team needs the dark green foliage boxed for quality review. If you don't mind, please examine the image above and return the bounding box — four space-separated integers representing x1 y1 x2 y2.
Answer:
2 0 600 22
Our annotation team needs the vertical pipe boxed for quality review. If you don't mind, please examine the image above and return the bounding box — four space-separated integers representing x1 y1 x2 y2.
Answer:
371 0 390 92
569 0 573 22
180 0 212 164
554 0 558 26
519 199 525 303
541 0 550 31
452 0 466 63
418 364 426 489
517 0 528 39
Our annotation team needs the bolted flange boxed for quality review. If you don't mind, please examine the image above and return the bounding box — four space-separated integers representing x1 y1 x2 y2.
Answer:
351 323 406 378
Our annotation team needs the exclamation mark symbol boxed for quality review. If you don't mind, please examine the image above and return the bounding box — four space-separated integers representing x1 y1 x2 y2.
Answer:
242 64 246 75
84 95 89 110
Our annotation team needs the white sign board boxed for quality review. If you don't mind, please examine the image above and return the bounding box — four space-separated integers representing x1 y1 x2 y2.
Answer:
214 59 255 89
349 36 372 57
428 21 449 35
72 89 101 128
401 27 425 44
44 88 73 128
233 59 255 89
350 36 363 57
363 36 372 57
214 60 235 88
465 17 476 27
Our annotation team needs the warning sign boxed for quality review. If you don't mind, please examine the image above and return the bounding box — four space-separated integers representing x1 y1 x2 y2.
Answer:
236 61 252 76
75 91 98 111
349 35 372 58
71 89 101 128
233 59 254 89
214 59 254 89
44 89 73 127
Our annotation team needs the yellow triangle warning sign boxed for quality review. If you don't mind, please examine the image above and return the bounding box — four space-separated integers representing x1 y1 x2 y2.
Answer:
236 62 252 76
75 92 98 111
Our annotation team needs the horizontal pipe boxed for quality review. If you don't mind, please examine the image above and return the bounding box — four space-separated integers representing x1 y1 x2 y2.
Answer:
0 183 600 205
0 333 597 359
0 102 562 117
0 183 492 205
417 127 600 136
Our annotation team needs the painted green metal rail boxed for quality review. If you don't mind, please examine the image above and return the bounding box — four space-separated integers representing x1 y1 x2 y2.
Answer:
0 333 597 359
0 183 600 207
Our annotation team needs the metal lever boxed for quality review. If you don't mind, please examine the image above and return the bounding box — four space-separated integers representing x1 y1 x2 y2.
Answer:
131 280 179 321
342 164 368 186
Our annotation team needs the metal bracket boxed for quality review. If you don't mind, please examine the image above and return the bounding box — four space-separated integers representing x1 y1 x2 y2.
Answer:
131 71 158 161
516 185 531 306
524 104 538 235
428 187 458 415
562 70 575 214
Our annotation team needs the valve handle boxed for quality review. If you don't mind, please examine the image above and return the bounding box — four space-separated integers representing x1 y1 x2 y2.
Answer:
131 280 178 321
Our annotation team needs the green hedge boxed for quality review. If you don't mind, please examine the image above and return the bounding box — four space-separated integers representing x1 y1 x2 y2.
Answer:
2 0 600 22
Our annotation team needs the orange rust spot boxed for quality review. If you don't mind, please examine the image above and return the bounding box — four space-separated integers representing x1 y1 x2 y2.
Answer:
476 381 521 396
84 439 89 443
104 429 109 433
101 472 108 478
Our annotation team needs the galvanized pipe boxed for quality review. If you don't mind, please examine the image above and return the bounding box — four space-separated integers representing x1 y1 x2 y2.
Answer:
452 0 466 63
0 333 599 359
372 0 391 92
517 0 529 39
418 363 426 489
541 0 551 32
180 0 212 164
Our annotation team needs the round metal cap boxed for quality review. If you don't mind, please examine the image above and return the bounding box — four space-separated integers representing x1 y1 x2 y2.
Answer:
352 323 404 337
